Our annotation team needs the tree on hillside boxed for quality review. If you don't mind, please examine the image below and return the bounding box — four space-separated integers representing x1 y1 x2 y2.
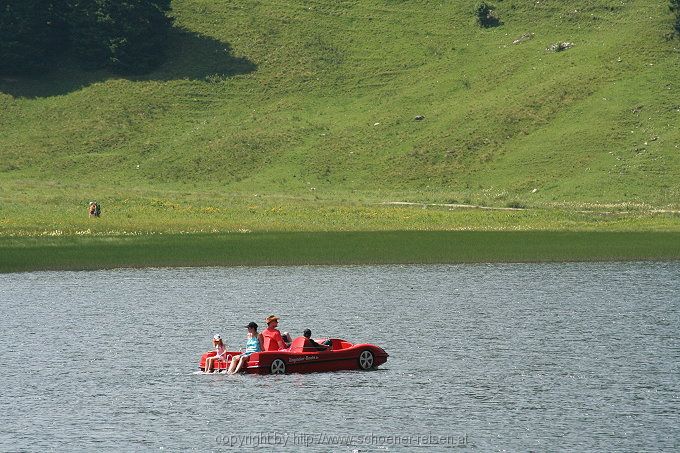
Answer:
69 0 173 74
66 0 115 69
0 0 69 74
0 0 172 76
475 2 501 28
671 0 680 35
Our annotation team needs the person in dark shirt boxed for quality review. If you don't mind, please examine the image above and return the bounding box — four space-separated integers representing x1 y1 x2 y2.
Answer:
303 329 332 351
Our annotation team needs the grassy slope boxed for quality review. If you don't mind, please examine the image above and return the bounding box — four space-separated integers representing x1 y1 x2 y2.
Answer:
0 0 679 236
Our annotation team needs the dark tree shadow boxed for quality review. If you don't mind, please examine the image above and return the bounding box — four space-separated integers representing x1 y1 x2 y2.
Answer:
0 28 257 98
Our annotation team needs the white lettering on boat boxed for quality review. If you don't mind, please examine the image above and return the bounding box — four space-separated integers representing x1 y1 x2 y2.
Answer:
288 355 319 364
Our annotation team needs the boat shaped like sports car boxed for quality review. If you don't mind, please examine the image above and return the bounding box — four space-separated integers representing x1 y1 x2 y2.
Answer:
199 337 388 374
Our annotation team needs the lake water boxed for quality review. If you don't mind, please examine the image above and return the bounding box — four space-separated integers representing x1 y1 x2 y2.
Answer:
0 262 678 451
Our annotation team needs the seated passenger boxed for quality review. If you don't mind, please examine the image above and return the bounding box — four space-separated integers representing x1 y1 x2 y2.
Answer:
262 315 289 351
205 334 228 373
227 322 263 374
303 329 332 351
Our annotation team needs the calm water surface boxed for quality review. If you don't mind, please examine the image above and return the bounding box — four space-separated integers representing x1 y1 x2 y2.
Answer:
0 262 678 451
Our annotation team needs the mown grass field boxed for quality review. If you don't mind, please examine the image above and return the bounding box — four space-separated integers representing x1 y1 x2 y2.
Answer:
1 1 679 270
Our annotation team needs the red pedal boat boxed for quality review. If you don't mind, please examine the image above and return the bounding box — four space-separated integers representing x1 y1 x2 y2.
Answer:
199 337 389 374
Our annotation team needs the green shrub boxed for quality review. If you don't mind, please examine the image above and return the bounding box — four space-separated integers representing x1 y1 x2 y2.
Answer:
672 0 680 35
475 2 501 28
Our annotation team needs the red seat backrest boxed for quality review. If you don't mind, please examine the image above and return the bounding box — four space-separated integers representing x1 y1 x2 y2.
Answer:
289 337 309 352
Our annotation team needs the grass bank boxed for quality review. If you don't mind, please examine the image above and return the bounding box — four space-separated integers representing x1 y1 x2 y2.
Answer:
2 187 679 236
2 231 679 273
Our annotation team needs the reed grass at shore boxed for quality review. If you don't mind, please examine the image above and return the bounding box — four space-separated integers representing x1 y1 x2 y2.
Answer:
2 231 679 273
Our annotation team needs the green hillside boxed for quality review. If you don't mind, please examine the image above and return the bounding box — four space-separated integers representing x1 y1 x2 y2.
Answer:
1 0 679 236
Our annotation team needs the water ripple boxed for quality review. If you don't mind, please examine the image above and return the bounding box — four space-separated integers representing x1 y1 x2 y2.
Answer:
1 262 678 451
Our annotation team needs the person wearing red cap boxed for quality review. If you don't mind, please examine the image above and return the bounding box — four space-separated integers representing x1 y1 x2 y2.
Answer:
261 315 289 351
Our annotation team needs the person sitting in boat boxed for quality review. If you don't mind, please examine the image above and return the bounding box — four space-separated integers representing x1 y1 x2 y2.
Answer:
227 322 263 374
205 334 228 373
303 329 332 351
262 315 289 351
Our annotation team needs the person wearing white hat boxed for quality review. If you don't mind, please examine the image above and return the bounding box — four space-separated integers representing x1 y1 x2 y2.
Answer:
205 334 227 373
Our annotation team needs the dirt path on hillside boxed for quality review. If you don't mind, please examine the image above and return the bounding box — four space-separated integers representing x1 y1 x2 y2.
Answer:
383 201 680 214
382 201 525 211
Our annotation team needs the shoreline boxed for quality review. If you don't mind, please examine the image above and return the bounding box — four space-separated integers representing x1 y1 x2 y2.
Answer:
1 231 679 273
